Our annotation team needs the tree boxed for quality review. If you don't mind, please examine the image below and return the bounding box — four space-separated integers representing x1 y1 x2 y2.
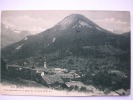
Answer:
74 85 79 90
68 59 74 64
68 86 74 91
80 86 87 92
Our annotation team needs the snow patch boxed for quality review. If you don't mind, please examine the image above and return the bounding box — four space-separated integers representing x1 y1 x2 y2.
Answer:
72 24 78 28
16 44 23 50
79 21 93 28
79 21 89 27
24 37 28 40
52 38 56 42
72 24 82 28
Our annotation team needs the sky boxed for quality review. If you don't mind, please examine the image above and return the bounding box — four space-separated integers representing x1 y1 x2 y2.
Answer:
1 10 130 34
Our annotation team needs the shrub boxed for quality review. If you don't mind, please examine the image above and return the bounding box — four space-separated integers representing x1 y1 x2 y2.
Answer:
80 86 87 92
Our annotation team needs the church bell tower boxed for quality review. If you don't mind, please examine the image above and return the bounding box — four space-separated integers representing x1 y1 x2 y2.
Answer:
44 57 47 69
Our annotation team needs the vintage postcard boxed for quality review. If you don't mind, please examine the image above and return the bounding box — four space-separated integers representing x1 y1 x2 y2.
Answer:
0 10 130 96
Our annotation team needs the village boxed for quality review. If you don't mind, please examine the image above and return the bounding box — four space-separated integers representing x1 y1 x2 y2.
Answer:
4 57 130 96
5 57 88 90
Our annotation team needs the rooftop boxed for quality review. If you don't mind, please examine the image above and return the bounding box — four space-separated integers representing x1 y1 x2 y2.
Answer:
65 81 85 87
41 75 64 85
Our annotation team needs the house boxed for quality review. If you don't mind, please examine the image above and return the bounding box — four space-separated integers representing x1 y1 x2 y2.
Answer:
31 68 45 74
65 81 85 88
38 74 67 88
44 68 68 75
58 73 74 82
69 70 76 73
57 71 81 82
53 68 68 73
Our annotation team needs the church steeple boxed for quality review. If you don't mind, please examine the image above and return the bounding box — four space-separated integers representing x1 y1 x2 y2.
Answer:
44 57 47 69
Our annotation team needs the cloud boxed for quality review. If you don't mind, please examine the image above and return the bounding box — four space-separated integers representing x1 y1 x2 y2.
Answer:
2 15 48 34
94 18 130 33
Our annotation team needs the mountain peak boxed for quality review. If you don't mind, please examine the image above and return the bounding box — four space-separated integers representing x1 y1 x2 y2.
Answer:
56 13 88 25
66 13 86 19
54 13 102 30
